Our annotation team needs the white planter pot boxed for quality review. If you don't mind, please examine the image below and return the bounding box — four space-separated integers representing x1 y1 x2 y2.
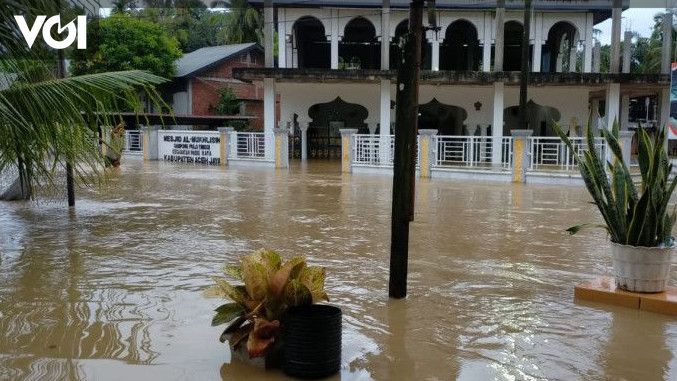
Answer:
611 242 674 293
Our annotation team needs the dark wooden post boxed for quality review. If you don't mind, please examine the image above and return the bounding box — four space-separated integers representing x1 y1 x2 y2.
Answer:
518 0 532 131
389 0 424 299
55 2 75 208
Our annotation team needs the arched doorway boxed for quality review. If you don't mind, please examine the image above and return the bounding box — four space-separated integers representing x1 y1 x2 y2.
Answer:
503 100 561 136
341 17 380 70
418 98 468 135
307 97 369 159
440 20 480 71
504 21 525 71
390 19 431 70
543 22 578 73
292 17 330 69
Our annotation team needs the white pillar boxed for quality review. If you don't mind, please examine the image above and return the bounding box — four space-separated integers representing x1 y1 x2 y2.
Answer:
569 41 578 72
590 98 601 132
300 122 309 161
622 30 632 74
662 12 673 74
379 79 391 164
556 53 563 72
532 40 542 72
609 0 622 74
331 10 339 69
430 36 440 71
584 13 594 73
492 82 505 165
621 95 630 131
482 12 492 72
606 83 621 131
660 88 671 129
264 0 274 68
531 13 542 72
277 10 287 68
494 5 505 72
381 0 390 70
593 41 601 72
264 78 276 161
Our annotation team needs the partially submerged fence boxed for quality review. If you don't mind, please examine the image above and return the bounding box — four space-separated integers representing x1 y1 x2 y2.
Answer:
140 128 286 168
342 129 634 184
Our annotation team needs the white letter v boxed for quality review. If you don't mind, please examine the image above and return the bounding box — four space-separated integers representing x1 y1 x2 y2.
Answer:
14 15 46 48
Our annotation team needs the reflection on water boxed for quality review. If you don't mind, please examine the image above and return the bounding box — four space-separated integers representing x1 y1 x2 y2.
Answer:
0 157 676 380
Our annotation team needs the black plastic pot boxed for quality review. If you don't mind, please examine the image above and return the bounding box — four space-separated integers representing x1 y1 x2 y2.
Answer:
282 304 342 379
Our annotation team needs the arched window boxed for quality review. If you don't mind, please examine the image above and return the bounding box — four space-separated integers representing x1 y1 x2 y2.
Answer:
340 17 380 70
543 22 578 73
390 19 431 70
440 20 480 70
504 21 525 71
292 17 329 69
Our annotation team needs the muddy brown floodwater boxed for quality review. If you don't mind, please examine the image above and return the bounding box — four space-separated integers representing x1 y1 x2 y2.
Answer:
1 157 676 380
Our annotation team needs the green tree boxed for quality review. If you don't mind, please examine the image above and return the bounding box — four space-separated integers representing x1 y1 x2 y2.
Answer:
70 14 182 77
217 0 263 45
210 87 241 115
1 0 167 199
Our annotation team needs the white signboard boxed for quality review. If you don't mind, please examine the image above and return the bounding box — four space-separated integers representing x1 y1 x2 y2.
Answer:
158 131 221 165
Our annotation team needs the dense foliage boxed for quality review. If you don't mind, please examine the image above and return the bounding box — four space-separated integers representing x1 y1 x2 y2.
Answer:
206 249 329 358
210 87 241 115
70 14 182 77
0 0 167 199
554 121 677 247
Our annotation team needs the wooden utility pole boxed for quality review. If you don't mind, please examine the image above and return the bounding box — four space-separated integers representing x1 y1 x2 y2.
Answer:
518 0 532 131
389 0 424 299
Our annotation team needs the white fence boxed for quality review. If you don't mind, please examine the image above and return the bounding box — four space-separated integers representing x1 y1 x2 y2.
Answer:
529 137 606 171
435 136 513 169
232 132 266 160
352 134 395 166
123 130 143 153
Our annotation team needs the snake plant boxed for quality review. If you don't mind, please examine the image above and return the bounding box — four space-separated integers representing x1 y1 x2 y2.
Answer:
553 120 677 247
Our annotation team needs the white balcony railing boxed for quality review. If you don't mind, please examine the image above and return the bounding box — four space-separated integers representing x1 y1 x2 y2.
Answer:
529 137 606 171
435 136 513 169
233 132 266 160
124 130 143 153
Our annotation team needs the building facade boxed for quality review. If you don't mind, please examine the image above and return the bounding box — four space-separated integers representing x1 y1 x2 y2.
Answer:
168 43 266 130
233 0 671 167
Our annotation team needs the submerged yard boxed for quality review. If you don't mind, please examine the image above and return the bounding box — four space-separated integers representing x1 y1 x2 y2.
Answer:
0 158 676 380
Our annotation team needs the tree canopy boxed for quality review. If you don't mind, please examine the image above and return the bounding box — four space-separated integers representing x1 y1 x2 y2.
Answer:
70 14 182 77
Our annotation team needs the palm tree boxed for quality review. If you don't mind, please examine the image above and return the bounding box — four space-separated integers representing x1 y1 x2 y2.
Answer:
0 0 168 200
217 0 263 45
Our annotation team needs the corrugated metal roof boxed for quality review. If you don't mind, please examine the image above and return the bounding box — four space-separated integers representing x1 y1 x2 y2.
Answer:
175 43 261 78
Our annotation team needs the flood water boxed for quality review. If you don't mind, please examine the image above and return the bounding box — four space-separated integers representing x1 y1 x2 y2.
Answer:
1 157 676 380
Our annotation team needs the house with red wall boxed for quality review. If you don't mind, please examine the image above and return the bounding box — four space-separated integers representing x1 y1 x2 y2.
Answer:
167 43 267 130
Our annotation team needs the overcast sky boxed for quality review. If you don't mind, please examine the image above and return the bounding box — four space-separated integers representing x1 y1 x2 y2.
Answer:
596 8 666 44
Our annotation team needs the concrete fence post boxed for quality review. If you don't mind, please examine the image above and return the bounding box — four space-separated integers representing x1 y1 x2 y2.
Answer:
218 127 234 167
511 129 533 183
100 125 112 157
340 129 358 173
274 124 290 169
142 126 160 161
418 129 438 179
619 130 634 166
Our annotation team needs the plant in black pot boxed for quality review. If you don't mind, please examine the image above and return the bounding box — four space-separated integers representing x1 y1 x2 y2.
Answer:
205 249 341 378
554 121 677 293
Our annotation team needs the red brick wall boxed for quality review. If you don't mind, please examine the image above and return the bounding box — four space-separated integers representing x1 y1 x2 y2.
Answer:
190 49 268 130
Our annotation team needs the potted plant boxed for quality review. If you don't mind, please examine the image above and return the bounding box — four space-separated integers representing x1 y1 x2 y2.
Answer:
205 249 341 377
554 121 677 293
